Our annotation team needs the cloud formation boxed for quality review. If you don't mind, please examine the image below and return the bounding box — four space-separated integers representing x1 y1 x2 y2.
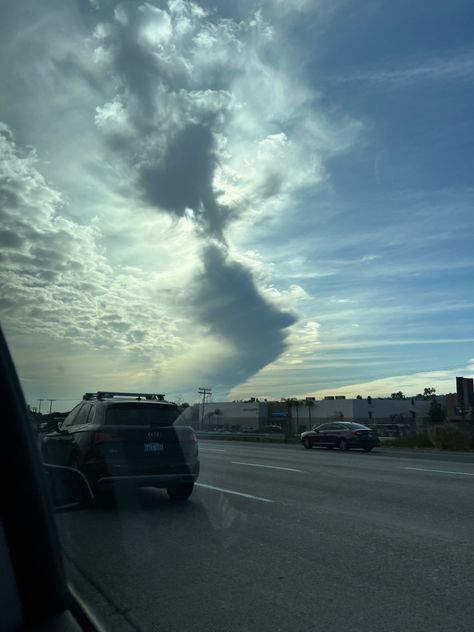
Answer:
88 0 343 385
0 123 186 363
1 0 362 401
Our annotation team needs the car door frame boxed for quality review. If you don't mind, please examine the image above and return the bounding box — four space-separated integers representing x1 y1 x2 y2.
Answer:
328 422 346 447
43 403 83 466
0 325 102 630
312 423 330 446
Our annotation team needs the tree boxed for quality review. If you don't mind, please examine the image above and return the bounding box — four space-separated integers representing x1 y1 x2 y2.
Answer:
426 399 445 425
305 399 315 428
356 395 362 400
283 398 297 438
391 391 405 400
423 387 436 399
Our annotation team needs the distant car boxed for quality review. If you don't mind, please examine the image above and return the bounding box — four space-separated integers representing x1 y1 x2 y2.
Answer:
262 424 283 433
41 391 199 500
300 422 380 452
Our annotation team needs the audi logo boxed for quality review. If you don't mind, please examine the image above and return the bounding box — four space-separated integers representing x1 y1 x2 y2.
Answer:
147 431 160 438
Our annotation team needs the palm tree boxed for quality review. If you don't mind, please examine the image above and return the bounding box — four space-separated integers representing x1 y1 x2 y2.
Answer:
305 398 315 429
293 399 301 431
282 398 295 438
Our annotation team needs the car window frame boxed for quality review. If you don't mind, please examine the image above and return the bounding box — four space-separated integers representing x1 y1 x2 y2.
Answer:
60 404 82 430
71 403 93 427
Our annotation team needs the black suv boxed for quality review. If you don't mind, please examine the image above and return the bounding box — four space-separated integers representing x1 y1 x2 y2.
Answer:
41 391 199 500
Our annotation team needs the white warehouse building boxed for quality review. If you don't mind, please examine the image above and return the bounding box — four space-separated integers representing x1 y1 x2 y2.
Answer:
180 395 444 433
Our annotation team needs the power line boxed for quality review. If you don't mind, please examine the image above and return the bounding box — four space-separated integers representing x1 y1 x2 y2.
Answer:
36 399 57 413
198 387 212 430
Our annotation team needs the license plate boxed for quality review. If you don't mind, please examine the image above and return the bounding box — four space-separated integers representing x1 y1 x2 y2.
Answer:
144 442 164 453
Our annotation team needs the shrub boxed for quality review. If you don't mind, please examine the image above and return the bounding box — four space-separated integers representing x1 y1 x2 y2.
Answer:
389 434 433 448
431 424 473 450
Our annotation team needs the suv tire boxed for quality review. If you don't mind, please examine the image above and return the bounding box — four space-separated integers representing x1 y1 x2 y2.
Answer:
167 483 194 501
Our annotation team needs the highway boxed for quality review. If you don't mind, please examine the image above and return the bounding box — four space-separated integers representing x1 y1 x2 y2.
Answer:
56 442 474 632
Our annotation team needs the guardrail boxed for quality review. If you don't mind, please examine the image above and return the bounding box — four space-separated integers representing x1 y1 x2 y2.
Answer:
196 430 394 444
196 431 287 442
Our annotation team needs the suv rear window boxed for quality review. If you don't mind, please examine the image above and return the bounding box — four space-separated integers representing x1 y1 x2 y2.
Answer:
105 403 180 426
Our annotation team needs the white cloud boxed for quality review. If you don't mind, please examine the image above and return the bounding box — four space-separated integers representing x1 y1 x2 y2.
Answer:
339 51 474 86
0 124 196 365
0 1 363 404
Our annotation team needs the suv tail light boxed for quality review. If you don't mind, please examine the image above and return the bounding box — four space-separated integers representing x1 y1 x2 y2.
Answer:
91 432 123 445
352 431 362 437
179 429 197 443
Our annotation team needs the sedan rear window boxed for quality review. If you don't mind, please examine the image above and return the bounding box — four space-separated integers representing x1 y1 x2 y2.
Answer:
105 404 180 426
343 422 370 430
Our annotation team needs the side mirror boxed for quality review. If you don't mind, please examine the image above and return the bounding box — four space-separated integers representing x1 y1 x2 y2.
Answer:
43 464 94 511
40 420 57 433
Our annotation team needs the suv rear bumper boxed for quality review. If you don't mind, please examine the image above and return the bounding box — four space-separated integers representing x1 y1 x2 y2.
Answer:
84 459 200 490
96 472 198 489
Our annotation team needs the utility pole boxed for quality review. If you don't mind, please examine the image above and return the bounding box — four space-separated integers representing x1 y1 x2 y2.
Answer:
198 387 212 430
46 399 56 414
37 399 46 414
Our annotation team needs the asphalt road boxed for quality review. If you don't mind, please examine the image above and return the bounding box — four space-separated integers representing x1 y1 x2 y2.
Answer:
56 442 474 632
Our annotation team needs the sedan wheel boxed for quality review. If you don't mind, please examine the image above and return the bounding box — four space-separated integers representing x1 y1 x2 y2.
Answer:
364 446 373 452
339 438 350 451
303 438 312 449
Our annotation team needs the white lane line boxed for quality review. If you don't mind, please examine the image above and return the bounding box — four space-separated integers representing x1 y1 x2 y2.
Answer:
231 461 304 473
199 447 227 453
196 483 274 503
403 467 474 477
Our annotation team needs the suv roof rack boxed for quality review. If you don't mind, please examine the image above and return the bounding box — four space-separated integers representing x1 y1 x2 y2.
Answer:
83 391 166 401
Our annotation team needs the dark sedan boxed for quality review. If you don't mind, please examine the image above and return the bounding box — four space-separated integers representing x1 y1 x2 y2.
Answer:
301 422 380 452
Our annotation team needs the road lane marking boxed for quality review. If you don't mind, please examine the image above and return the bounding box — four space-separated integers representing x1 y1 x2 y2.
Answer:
403 467 474 477
199 447 227 453
231 461 304 473
196 483 274 503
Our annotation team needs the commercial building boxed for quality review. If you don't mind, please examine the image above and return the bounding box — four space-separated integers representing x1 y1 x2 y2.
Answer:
183 395 445 434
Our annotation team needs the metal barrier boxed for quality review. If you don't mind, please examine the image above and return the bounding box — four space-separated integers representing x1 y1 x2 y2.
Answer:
196 431 286 441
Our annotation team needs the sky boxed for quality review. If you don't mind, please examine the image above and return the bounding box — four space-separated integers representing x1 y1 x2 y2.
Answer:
1 0 473 410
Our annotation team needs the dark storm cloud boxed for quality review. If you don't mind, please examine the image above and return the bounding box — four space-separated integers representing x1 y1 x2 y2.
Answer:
139 123 230 238
91 1 299 382
192 244 296 381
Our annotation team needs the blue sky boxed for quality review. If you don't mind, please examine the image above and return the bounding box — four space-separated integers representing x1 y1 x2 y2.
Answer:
1 0 473 408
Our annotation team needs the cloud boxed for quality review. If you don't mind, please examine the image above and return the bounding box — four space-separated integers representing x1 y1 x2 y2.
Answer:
315 366 466 399
87 0 356 387
0 123 189 365
190 243 296 384
336 51 474 86
1 1 362 403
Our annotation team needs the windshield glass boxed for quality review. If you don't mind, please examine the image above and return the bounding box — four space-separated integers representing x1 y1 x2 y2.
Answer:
105 404 180 426
2 1 474 631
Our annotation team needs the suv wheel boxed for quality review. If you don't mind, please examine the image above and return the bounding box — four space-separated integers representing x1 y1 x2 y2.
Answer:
167 483 194 501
